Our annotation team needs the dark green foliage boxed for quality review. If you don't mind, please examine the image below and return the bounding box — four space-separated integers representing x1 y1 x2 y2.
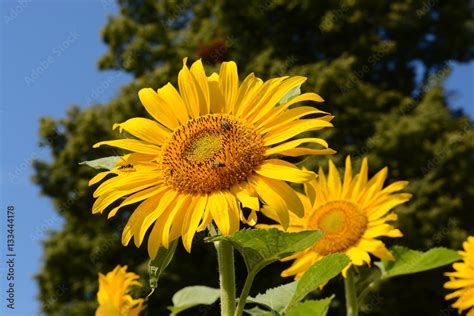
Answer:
33 0 473 315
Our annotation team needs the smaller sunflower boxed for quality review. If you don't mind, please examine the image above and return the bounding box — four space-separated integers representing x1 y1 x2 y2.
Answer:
96 265 143 316
269 156 411 279
444 236 474 316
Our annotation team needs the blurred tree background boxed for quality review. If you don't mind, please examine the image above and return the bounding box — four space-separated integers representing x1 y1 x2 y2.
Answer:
33 0 473 315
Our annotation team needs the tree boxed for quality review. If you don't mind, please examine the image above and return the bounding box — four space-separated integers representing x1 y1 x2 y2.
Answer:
33 0 473 315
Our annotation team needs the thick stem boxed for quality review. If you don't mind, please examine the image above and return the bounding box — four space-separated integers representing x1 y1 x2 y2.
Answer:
234 268 258 316
215 240 236 316
344 267 358 316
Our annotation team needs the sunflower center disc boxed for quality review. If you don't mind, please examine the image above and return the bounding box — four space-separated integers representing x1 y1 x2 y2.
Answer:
161 114 265 194
308 201 368 255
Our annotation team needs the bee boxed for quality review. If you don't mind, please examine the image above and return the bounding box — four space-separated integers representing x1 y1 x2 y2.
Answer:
212 161 225 168
117 156 134 170
118 163 134 170
221 120 231 130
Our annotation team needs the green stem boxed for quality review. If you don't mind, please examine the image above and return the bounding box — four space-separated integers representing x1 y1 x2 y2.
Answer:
235 268 258 316
344 267 358 316
357 278 384 304
215 240 236 316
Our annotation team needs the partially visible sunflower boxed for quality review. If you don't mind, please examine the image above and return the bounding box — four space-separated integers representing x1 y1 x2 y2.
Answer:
89 58 335 258
270 156 411 279
444 236 474 316
96 265 143 316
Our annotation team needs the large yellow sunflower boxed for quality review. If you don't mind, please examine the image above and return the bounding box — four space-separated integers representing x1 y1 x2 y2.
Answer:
272 156 411 279
444 236 474 316
96 265 143 316
89 58 335 258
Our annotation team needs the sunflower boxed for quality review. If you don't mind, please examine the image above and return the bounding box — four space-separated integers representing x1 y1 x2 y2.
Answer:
444 236 474 316
89 58 335 258
272 156 411 279
96 265 143 316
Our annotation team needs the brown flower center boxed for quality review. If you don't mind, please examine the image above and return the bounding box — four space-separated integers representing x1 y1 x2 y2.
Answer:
160 114 265 194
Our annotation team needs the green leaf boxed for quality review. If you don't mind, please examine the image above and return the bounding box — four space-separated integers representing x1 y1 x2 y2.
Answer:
285 296 334 316
244 306 275 316
148 239 179 290
206 228 323 272
377 246 461 279
287 253 349 310
78 156 121 170
168 286 220 315
279 85 301 104
248 282 298 314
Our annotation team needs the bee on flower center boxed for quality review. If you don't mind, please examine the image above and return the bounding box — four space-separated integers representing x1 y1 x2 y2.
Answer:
220 120 231 130
213 161 226 168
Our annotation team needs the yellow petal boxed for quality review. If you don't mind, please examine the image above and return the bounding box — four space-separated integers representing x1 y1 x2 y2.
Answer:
256 159 316 183
178 58 200 117
145 193 187 258
224 192 241 234
263 118 334 146
265 137 329 156
92 181 155 214
197 200 213 232
381 180 409 194
258 106 328 132
207 191 231 235
367 193 412 220
234 73 258 114
249 76 307 124
246 210 258 226
137 88 179 129
161 194 191 248
208 73 226 113
89 171 113 186
346 247 371 266
147 219 165 259
317 167 327 192
250 176 289 229
107 186 162 219
445 288 464 299
243 77 288 120
368 213 398 227
444 279 474 289
351 157 369 200
190 59 210 114
157 83 189 124
281 252 317 277
219 61 239 113
234 75 264 116
113 117 171 145
364 224 402 239
327 160 342 200
341 156 353 198
361 167 388 205
134 189 177 247
273 147 336 157
119 191 160 246
93 139 161 155
250 176 304 228
231 184 260 210
304 178 318 207
181 195 208 252
256 92 325 128
93 172 160 198
359 239 394 261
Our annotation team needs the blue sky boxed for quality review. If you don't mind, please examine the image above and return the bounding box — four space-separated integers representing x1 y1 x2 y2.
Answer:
0 1 472 315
